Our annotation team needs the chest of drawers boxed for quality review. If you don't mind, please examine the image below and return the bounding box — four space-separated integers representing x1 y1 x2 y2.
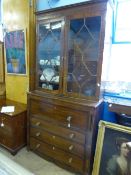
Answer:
0 99 27 155
27 93 103 174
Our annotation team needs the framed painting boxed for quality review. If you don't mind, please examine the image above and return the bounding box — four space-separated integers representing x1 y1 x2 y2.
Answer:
92 120 131 175
5 29 27 75
0 42 4 82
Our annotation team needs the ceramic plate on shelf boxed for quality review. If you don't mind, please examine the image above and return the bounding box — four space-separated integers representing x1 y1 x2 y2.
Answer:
43 68 55 81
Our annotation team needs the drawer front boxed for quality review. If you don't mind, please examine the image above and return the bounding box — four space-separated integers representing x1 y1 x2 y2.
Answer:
30 137 84 173
108 103 131 115
30 100 89 130
31 117 85 144
30 127 84 158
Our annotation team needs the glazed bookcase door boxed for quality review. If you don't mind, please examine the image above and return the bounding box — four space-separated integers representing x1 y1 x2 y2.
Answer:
65 16 101 99
36 18 64 93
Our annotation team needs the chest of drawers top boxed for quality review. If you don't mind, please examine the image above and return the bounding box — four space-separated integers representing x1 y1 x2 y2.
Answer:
0 99 26 117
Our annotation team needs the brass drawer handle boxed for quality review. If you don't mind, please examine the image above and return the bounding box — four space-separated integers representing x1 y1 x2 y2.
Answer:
0 122 4 127
35 144 40 149
69 133 75 139
52 135 56 139
36 122 41 126
68 157 73 164
69 145 74 151
67 123 71 128
0 118 5 127
36 132 40 137
67 116 72 122
67 116 72 128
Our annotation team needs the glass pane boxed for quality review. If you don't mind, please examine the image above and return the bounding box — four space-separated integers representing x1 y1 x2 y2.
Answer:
67 16 101 96
37 21 62 90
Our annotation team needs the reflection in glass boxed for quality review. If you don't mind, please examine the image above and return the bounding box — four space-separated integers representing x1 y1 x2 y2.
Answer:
37 21 62 90
67 16 101 96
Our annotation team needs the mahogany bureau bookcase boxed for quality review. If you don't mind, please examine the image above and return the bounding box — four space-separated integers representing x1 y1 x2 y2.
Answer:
27 0 114 174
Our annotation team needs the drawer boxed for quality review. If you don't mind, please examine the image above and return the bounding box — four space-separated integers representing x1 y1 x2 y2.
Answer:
30 100 90 130
30 137 84 173
31 117 85 144
30 127 84 158
108 103 131 116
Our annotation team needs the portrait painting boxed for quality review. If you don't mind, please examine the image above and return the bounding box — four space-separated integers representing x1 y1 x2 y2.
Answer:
5 30 26 75
92 120 131 175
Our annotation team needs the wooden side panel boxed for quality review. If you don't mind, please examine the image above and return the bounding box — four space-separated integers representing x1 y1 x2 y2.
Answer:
0 42 4 83
0 42 5 98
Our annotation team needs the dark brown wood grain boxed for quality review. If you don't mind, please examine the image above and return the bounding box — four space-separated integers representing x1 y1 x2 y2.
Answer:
30 117 85 144
0 99 27 155
30 137 84 173
30 99 90 130
27 0 113 174
30 127 84 157
108 102 131 115
27 93 104 174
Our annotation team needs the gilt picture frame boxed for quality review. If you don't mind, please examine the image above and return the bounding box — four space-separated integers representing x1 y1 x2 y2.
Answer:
5 29 27 75
92 120 131 175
